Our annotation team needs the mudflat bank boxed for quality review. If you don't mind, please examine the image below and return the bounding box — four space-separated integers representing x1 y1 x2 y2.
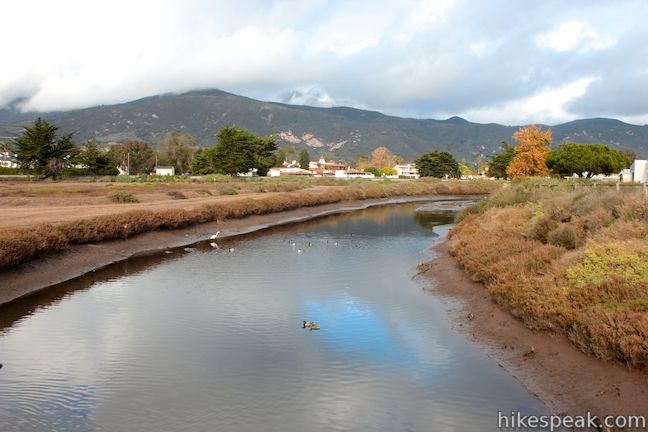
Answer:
418 240 648 420
0 195 475 307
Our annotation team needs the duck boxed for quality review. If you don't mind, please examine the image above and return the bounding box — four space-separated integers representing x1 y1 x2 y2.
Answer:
309 324 321 331
228 247 235 252
302 320 315 328
297 249 303 254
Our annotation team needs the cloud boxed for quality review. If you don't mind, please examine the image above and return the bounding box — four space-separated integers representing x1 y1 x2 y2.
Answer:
1 0 647 124
457 77 597 125
535 21 615 53
279 86 338 107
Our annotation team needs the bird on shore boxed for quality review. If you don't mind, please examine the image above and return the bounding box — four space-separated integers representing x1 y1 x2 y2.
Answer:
228 247 235 252
210 232 221 240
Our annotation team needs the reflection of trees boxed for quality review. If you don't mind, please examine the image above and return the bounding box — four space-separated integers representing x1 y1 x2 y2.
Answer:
414 211 455 230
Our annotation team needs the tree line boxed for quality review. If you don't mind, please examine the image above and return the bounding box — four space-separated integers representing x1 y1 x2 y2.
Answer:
486 124 633 179
4 119 281 178
3 118 635 180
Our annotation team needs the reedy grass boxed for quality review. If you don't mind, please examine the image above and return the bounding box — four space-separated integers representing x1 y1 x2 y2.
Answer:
449 180 648 368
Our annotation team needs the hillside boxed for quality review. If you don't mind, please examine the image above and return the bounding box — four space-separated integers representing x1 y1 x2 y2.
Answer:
1 89 647 162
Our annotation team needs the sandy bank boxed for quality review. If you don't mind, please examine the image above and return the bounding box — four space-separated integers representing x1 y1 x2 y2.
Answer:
0 195 473 307
418 240 648 420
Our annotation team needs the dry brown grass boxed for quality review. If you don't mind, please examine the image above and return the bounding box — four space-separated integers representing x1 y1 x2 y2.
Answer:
0 179 496 271
449 181 648 368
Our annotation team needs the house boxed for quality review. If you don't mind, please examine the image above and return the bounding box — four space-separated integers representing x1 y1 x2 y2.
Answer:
282 160 301 168
461 173 484 180
153 166 175 176
629 160 648 183
394 163 419 179
309 157 349 171
0 151 17 168
619 168 632 183
308 168 336 177
268 167 314 177
334 169 375 179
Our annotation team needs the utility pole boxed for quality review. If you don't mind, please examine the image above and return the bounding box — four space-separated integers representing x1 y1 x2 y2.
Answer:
127 152 130 176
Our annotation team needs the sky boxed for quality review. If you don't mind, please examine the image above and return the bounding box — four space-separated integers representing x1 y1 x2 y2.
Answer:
1 0 647 125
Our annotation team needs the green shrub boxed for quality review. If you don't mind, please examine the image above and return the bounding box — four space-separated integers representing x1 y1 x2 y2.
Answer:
108 191 140 203
218 187 238 195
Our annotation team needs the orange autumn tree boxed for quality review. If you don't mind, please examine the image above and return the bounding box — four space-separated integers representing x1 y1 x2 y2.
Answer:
506 124 552 178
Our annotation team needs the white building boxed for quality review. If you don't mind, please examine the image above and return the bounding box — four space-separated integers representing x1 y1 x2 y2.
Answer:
619 168 632 183
268 167 313 177
394 163 419 179
0 151 17 168
309 157 348 171
630 160 648 183
153 166 175 176
334 169 375 179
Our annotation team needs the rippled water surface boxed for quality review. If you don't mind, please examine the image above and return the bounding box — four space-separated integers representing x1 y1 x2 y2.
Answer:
0 202 550 431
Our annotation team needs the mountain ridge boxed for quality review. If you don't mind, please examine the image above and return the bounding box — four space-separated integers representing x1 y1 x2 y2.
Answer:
1 89 647 162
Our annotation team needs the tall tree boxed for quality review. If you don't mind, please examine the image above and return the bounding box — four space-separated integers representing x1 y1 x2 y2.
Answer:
212 127 277 176
298 149 310 169
488 141 516 179
369 146 394 169
355 152 369 169
13 118 77 179
546 143 632 178
157 131 197 174
191 148 216 175
506 125 552 178
80 140 117 176
109 140 155 175
415 151 460 178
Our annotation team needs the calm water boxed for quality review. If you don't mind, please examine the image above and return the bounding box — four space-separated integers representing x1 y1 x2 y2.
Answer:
0 202 550 431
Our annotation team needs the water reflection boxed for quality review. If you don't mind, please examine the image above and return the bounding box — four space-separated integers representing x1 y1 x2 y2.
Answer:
0 200 550 432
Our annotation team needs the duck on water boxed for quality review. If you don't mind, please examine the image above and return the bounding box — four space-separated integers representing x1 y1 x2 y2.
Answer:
302 321 320 331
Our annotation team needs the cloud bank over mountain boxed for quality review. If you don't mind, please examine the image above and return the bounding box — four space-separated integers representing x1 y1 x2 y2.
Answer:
1 0 646 124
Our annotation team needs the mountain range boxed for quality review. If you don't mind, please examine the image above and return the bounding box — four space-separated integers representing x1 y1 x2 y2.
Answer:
1 89 647 162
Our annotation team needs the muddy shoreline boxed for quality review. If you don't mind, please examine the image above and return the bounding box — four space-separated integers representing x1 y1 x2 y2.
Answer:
0 195 473 307
418 237 648 421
